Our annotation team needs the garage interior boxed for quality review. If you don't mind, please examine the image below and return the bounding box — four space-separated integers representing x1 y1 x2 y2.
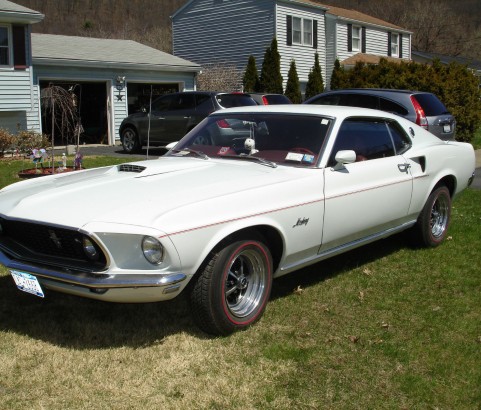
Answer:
39 81 108 145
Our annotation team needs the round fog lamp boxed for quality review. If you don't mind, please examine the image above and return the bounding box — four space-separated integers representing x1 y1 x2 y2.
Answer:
83 237 99 261
142 236 164 265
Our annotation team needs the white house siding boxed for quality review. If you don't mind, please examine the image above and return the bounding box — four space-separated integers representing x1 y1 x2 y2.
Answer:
401 34 410 60
173 0 275 75
32 65 195 143
276 3 326 92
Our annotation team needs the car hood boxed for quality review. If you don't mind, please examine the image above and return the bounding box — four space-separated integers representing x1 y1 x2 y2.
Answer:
0 157 312 233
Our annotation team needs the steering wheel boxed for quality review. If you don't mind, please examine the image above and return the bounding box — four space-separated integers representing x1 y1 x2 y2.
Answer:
192 134 214 145
291 147 315 155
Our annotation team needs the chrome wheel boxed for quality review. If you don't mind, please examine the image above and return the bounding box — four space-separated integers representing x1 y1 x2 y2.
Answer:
412 185 451 247
430 193 449 238
225 247 269 319
190 237 273 335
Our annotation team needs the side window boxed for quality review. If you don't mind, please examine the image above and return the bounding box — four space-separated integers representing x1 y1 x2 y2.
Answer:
195 94 211 107
309 95 341 105
0 26 10 66
340 94 378 109
386 121 412 155
170 93 196 110
151 94 174 111
328 119 395 166
379 98 408 115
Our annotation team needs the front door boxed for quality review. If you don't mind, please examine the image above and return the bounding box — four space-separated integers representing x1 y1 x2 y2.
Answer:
321 118 413 251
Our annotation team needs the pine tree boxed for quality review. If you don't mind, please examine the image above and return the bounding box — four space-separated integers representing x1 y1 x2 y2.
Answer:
284 60 301 103
243 55 260 92
260 38 283 93
304 53 324 100
329 59 349 90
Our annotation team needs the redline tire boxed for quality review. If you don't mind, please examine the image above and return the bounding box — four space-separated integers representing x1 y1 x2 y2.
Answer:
414 185 451 247
190 238 273 336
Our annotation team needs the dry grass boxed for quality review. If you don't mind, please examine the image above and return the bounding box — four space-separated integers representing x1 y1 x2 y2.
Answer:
0 158 480 409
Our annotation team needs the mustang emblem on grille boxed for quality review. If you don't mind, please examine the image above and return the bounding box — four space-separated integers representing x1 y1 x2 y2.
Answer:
48 230 62 249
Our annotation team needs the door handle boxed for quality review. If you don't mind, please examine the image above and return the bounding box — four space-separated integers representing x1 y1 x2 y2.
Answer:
397 163 411 173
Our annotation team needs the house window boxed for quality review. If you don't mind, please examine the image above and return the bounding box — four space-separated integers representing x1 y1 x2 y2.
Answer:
391 33 399 57
291 16 313 46
351 26 361 52
0 26 10 66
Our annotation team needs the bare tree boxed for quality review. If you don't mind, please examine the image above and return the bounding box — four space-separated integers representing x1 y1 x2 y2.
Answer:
197 63 243 92
41 85 80 151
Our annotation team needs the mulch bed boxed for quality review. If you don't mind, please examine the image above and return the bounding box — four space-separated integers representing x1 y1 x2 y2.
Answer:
18 166 84 178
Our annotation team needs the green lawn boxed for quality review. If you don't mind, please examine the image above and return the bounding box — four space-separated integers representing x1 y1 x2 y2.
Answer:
0 156 480 409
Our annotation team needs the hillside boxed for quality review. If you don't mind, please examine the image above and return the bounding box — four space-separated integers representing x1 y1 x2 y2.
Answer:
13 0 481 59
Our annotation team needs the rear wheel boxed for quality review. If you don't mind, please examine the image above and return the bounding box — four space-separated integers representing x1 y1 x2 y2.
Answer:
190 237 273 335
413 185 451 247
121 127 141 154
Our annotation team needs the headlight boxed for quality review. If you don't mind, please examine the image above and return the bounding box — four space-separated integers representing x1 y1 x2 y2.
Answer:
142 236 164 265
82 237 99 261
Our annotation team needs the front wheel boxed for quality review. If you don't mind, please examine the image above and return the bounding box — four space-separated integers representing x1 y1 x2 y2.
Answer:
190 237 273 335
413 185 451 247
121 127 141 154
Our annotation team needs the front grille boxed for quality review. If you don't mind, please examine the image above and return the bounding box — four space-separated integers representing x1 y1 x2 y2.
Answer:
118 164 146 173
0 217 107 272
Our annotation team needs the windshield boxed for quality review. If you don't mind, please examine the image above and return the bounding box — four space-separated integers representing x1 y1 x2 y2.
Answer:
166 113 332 167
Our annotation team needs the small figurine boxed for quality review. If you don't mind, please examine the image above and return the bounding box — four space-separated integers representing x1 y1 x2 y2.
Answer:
74 151 83 169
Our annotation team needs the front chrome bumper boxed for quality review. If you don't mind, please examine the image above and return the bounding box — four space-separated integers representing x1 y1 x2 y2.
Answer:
0 250 187 293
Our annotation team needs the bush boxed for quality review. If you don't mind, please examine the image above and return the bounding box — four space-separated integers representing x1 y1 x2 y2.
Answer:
0 129 15 157
331 58 481 143
14 130 50 155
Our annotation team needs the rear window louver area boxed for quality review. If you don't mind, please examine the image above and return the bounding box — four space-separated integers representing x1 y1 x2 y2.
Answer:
118 164 146 173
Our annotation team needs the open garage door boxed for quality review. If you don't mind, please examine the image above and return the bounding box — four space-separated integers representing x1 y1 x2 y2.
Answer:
40 81 108 145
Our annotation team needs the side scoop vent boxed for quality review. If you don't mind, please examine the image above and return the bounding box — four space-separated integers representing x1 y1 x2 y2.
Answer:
118 164 146 173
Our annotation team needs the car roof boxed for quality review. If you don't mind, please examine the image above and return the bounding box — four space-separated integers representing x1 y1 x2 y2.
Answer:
318 88 430 96
212 104 404 120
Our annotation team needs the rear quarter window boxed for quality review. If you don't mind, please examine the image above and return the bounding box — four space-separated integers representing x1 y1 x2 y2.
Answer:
413 93 449 116
379 98 409 115
216 94 257 108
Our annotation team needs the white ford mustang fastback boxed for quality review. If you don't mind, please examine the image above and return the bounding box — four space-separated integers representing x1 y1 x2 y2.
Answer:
0 106 475 335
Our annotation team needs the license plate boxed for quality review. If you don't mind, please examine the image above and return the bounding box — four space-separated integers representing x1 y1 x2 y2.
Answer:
443 124 452 133
10 270 45 298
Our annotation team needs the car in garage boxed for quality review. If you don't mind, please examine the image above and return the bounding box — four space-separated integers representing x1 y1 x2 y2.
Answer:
119 91 257 153
304 88 457 140
0 105 475 335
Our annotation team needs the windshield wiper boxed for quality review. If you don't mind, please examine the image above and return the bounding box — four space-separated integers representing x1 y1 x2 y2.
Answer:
221 154 277 168
170 148 209 160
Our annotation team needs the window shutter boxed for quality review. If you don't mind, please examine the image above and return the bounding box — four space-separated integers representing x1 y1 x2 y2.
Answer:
347 23 352 52
286 15 292 46
387 32 392 56
13 25 27 69
313 20 318 49
399 34 403 58
361 26 366 53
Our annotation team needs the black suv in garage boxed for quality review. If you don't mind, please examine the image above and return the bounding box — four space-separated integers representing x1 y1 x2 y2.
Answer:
119 91 257 153
304 89 456 140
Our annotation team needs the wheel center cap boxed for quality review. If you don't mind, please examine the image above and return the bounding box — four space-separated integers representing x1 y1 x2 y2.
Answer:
238 276 248 289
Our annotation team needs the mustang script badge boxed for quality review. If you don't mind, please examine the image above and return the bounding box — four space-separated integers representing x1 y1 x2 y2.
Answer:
293 217 309 228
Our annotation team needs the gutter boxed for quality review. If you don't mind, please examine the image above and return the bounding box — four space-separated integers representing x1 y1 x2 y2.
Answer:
32 58 202 73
